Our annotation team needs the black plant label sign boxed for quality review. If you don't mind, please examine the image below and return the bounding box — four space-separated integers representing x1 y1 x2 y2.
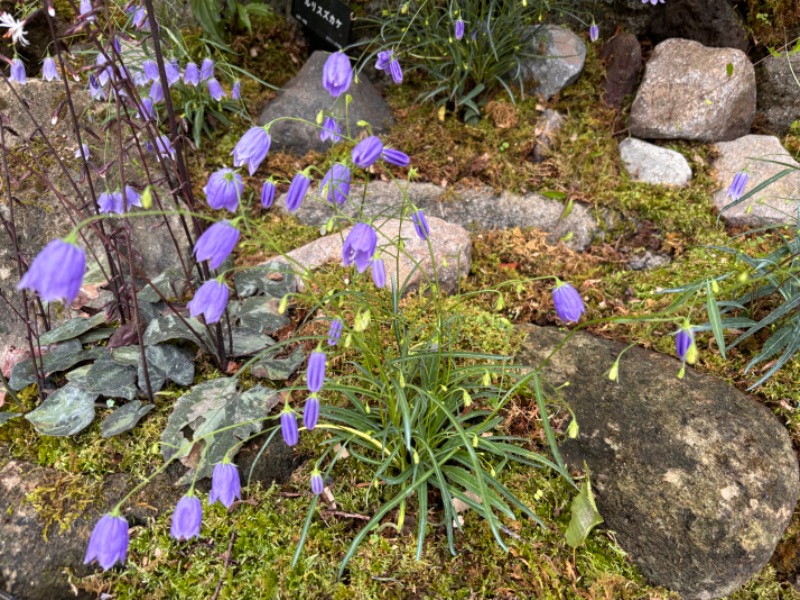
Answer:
291 0 352 49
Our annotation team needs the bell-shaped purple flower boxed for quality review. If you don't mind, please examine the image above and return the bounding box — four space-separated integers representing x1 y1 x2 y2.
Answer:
170 494 202 541
675 325 696 363
375 50 391 71
183 61 199 86
286 172 311 212
10 58 26 84
207 77 225 101
261 180 276 208
589 23 599 42
381 148 410 167
98 190 125 214
143 59 159 82
89 74 104 100
371 258 386 289
125 185 142 208
726 171 748 201
75 143 90 160
209 462 242 508
389 58 403 85
80 0 94 20
153 134 176 160
18 239 86 305
321 51 353 98
342 222 377 273
320 163 351 206
352 136 383 168
132 6 148 29
376 50 402 84
320 116 342 143
232 80 241 99
200 58 215 81
552 282 585 323
188 279 229 324
193 220 241 270
96 54 112 87
455 18 465 40
204 168 243 212
310 470 324 495
231 127 271 176
42 56 60 81
84 514 129 571
411 210 430 241
307 351 326 393
132 69 149 88
304 395 320 430
149 80 164 103
165 59 181 87
138 97 155 120
280 406 299 446
327 318 343 346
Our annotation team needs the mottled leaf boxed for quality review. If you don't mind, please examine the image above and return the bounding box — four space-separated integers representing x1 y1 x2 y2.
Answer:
101 400 155 438
111 345 142 366
84 354 138 400
138 344 195 392
137 267 189 303
65 364 92 385
0 412 21 427
143 314 211 347
79 327 117 344
9 341 105 391
233 296 290 335
25 384 99 436
39 313 107 345
251 347 305 380
234 262 296 299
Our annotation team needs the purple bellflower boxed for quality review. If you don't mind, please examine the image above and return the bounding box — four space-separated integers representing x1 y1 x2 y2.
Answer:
352 136 383 168
18 239 86 305
280 406 299 446
183 61 199 86
232 80 241 99
381 148 410 167
310 470 324 495
42 56 60 81
170 495 202 541
726 171 748 201
375 50 391 71
589 22 599 42
193 220 241 270
125 185 142 208
89 74 104 99
149 80 164 103
79 0 94 20
75 143 90 160
320 163 351 206
304 395 320 431
9 58 26 84
204 168 243 212
552 281 585 323
188 279 229 324
286 172 311 212
153 134 176 160
231 127 271 175
371 258 386 289
307 351 326 393
207 77 225 101
138 97 155 120
261 180 276 208
411 209 430 241
96 54 111 86
455 18 465 40
209 462 242 508
132 6 148 29
200 58 215 81
342 223 378 273
321 51 353 97
142 59 158 82
376 49 402 84
675 323 698 364
320 116 342 143
84 514 128 571
97 190 125 214
327 318 343 346
165 59 181 87
132 69 149 88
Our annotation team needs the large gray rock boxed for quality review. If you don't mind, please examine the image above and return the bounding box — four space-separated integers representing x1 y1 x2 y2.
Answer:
518 325 799 600
258 51 395 156
756 51 800 135
619 138 692 187
712 134 800 227
272 216 471 294
279 181 601 251
519 25 586 100
630 39 756 142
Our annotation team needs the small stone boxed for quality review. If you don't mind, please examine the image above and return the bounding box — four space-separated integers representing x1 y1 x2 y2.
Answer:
600 32 642 108
530 109 565 163
518 25 586 100
618 138 692 187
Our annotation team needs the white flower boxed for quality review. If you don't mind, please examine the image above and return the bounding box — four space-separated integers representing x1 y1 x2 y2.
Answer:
0 12 29 47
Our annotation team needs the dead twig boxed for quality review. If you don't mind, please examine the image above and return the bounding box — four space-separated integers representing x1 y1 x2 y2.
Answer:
210 530 237 600
320 510 371 521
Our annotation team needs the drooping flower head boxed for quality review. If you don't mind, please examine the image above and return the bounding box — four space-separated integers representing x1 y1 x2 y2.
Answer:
320 116 342 144
188 279 230 324
204 168 243 212
125 185 142 208
200 58 215 81
375 49 402 84
193 220 241 270
381 148 410 167
42 56 60 81
165 59 181 87
327 318 343 346
183 61 199 86
675 322 698 364
132 6 148 29
307 351 326 394
89 74 104 99
285 172 311 212
319 163 351 206
280 405 299 446
149 79 164 103
261 180 276 209
18 239 86 304
9 58 26 84
310 470 324 495
231 127 271 176
589 22 599 42
153 134 176 160
352 136 383 168
142 59 159 82
209 462 242 508
371 258 386 289
726 171 748 202
207 77 225 101
321 51 353 98
232 80 241 100
552 281 585 323
170 494 202 541
342 223 378 273
97 190 125 214
455 18 465 41
84 513 129 571
75 143 90 160
79 0 94 20
411 209 430 241
304 395 320 431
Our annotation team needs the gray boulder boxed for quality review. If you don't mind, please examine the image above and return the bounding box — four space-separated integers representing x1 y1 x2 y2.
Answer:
599 32 642 108
756 51 800 135
630 39 756 142
518 324 798 600
519 25 586 100
712 134 800 227
279 181 601 251
258 51 395 156
618 138 692 187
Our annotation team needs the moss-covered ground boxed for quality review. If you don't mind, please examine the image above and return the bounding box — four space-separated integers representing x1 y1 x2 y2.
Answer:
4 9 800 599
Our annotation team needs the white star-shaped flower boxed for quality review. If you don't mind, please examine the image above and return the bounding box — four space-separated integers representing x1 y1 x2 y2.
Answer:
0 12 29 47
